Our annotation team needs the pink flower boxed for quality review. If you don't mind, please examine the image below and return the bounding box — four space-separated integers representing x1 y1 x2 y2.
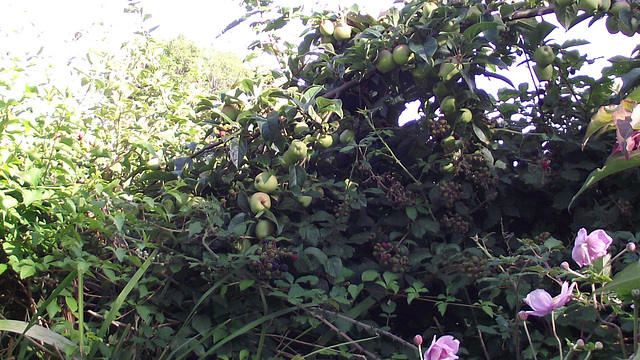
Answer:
424 335 460 360
572 228 613 268
523 281 576 317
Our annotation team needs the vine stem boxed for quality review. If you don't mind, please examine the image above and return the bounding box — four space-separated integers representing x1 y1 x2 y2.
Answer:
364 114 421 186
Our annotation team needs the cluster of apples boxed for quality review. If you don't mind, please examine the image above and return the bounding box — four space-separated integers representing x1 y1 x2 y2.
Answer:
318 19 353 43
374 44 412 74
532 45 555 81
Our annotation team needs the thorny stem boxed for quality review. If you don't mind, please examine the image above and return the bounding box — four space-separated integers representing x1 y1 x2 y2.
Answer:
364 114 421 186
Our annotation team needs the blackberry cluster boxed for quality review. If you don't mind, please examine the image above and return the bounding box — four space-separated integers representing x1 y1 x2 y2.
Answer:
212 123 233 138
426 117 450 138
437 180 462 208
385 176 416 209
460 255 491 281
252 240 297 279
533 232 552 245
333 198 352 222
471 169 499 190
372 241 410 273
442 212 470 234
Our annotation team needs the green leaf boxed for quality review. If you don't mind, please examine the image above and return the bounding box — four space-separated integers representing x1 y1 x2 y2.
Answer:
238 279 255 291
324 256 343 278
472 123 491 145
229 137 247 169
598 260 640 301
361 269 380 282
569 151 640 209
191 314 212 335
406 207 417 221
0 319 76 351
463 22 500 40
409 36 437 62
305 247 328 265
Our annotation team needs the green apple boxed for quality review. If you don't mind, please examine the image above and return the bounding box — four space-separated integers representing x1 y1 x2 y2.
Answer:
442 20 460 33
294 122 309 135
412 64 433 80
221 104 240 121
146 157 163 170
577 0 602 12
254 171 278 193
296 195 312 207
315 134 334 149
339 129 355 143
441 135 457 152
333 22 352 42
533 46 555 67
422 2 439 18
319 20 334 36
458 108 472 123
610 1 630 16
466 6 482 23
375 49 398 73
440 95 457 116
392 44 412 65
534 64 554 81
438 62 461 82
282 140 308 165
321 35 336 44
250 192 271 213
255 219 275 239
606 16 620 33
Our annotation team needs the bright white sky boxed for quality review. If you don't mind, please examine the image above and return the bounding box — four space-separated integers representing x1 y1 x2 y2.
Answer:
0 0 638 123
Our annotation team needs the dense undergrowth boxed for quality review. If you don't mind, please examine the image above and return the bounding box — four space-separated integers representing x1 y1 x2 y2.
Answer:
3 0 640 359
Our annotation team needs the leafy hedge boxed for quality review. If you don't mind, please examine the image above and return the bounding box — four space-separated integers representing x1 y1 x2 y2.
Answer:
3 1 640 359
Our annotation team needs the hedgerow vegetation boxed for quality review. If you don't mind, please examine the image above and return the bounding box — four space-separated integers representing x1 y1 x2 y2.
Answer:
3 0 640 359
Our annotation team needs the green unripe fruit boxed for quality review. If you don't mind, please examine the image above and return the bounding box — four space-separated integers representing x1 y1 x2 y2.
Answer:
319 20 334 36
534 64 554 81
441 135 456 152
315 134 334 149
438 62 462 82
440 95 457 116
577 0 602 12
440 161 455 174
375 49 398 73
282 140 308 165
221 104 240 121
422 2 438 18
321 35 335 44
458 108 472 123
442 20 460 33
294 122 309 135
533 46 555 67
333 22 352 42
297 195 312 207
254 172 279 193
255 220 275 240
392 44 412 65
610 1 630 16
339 129 355 143
249 192 272 214
412 64 432 80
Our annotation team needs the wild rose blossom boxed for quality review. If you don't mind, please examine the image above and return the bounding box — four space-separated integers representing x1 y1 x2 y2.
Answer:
523 281 576 317
572 228 613 268
424 335 460 360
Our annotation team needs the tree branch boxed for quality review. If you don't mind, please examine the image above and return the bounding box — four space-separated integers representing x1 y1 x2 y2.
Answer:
323 78 360 99
507 6 555 21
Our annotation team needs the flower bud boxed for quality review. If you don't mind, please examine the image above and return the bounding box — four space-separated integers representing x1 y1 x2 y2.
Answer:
517 310 528 322
575 339 584 348
627 242 637 253
413 334 423 346
632 289 640 300
595 341 603 350
560 261 570 270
